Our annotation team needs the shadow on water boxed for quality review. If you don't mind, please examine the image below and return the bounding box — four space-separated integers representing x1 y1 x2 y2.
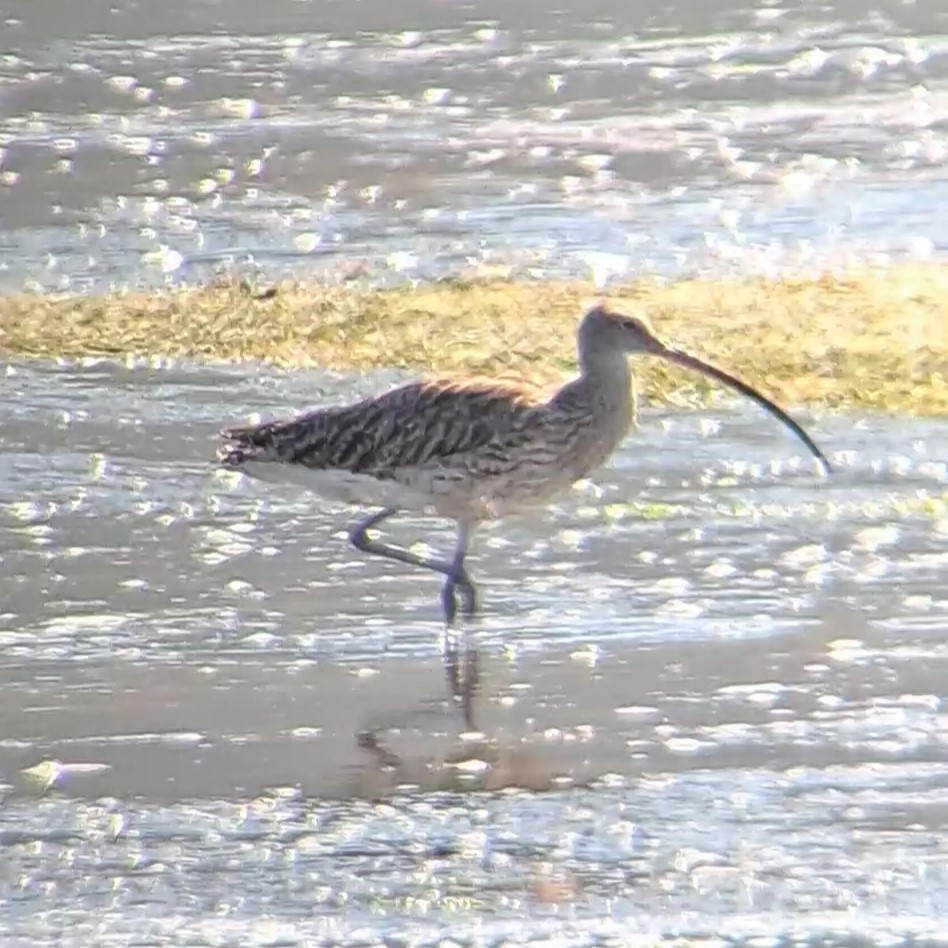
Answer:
2 359 948 943
3 604 935 802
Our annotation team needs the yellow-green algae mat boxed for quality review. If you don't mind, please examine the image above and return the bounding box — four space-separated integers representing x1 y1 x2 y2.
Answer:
1 264 946 415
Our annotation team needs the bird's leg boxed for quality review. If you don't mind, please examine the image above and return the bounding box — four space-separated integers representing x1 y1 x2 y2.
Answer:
349 507 465 581
439 522 478 624
438 524 480 731
349 509 480 729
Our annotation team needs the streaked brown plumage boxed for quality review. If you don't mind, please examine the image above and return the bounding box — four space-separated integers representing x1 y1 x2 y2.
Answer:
218 305 830 724
219 377 627 521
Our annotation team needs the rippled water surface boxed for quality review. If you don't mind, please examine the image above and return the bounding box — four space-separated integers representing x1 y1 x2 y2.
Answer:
4 0 948 942
2 0 948 289
1 359 948 944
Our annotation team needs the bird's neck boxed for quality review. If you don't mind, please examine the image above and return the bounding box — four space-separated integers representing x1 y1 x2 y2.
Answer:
551 348 636 438
577 341 632 386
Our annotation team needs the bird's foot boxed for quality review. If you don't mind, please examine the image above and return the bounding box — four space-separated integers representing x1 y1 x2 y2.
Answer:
440 573 478 627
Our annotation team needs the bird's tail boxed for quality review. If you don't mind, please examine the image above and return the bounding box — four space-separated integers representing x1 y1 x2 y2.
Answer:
217 420 290 468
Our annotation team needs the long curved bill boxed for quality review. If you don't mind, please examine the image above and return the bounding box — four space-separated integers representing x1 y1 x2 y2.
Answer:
660 347 831 475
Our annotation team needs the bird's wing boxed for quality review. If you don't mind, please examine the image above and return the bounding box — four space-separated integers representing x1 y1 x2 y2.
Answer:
218 378 542 476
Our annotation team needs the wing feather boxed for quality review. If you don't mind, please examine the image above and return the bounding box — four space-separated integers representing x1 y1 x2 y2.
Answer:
217 378 542 478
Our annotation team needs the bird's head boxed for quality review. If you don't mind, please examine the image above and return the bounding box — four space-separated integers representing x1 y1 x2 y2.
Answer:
578 304 831 474
579 305 671 357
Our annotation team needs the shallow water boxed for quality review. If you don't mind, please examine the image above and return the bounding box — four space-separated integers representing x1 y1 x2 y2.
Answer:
1 360 948 944
2 0 948 290
4 0 948 940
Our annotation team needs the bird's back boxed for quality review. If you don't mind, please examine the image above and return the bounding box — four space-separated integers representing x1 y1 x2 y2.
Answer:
219 378 541 476
219 372 632 519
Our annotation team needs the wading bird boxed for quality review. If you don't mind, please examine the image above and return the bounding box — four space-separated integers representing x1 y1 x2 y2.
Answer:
218 306 830 723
